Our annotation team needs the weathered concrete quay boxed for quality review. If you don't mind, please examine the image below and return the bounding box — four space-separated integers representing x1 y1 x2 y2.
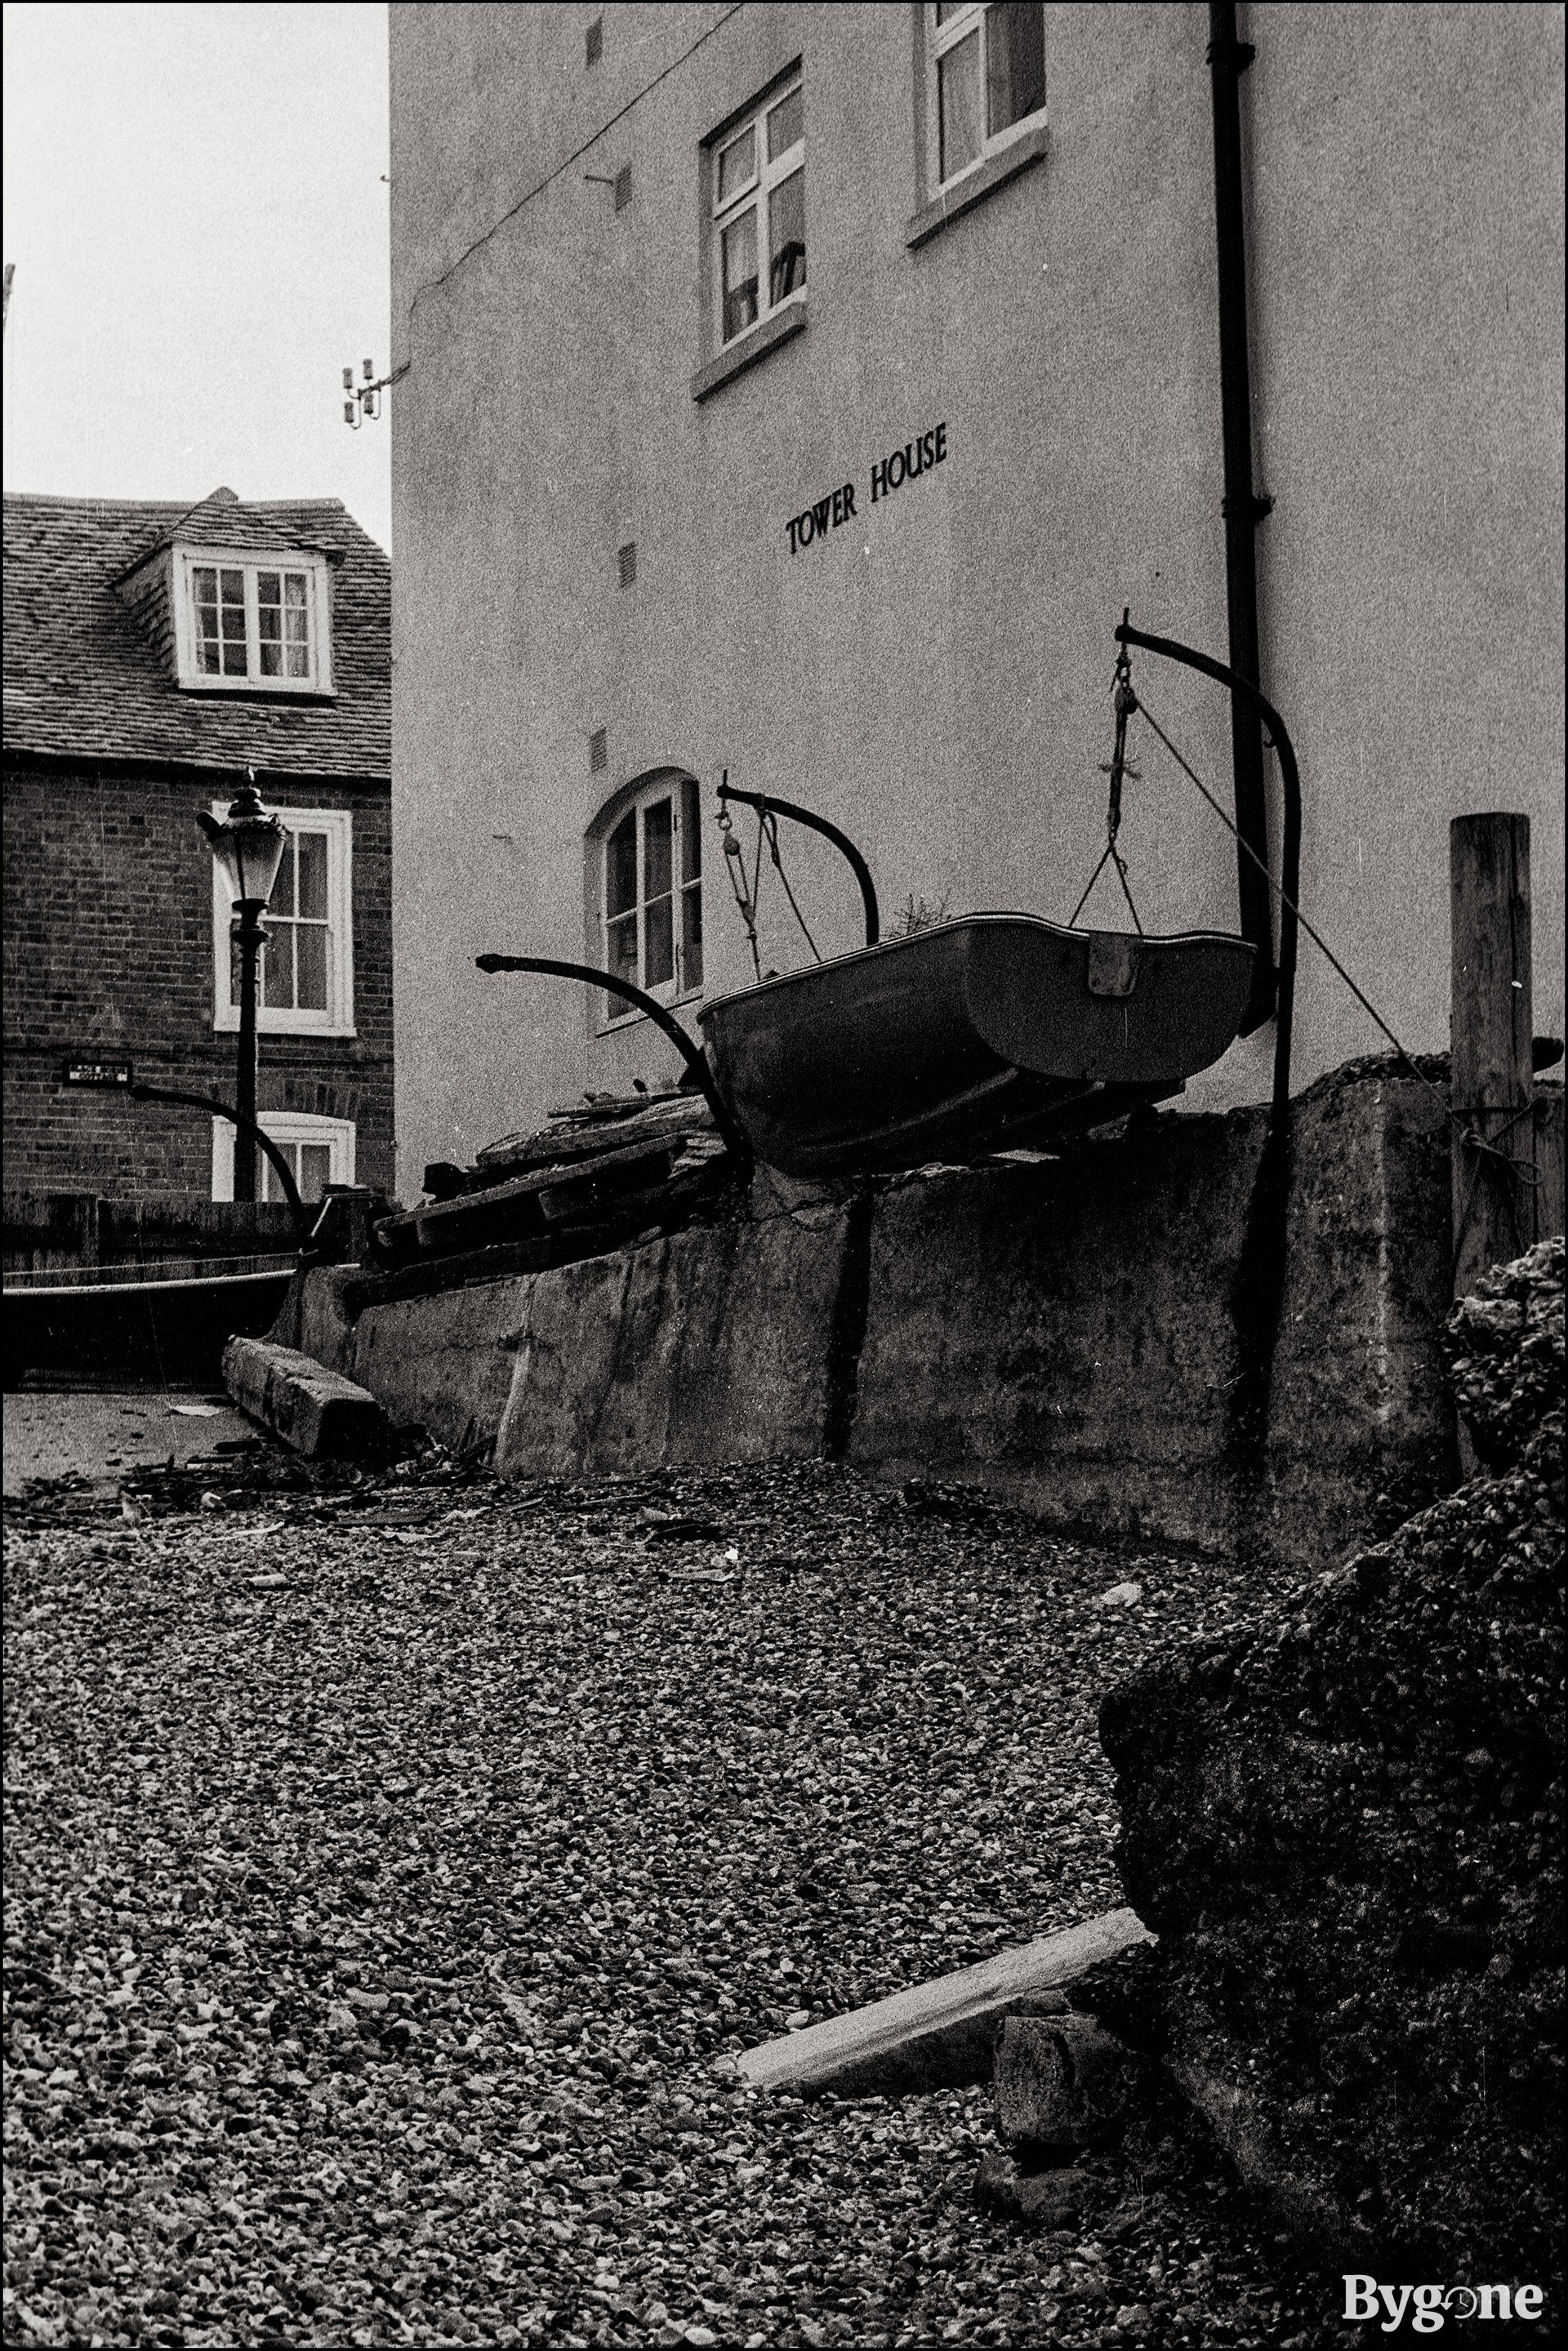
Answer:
278 1060 1563 1569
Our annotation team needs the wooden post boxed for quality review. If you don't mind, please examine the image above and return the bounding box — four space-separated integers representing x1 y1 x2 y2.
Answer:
1450 814 1535 1311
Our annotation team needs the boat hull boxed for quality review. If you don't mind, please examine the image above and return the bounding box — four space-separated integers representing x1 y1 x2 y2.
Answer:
697 915 1255 1178
3 1267 294 1390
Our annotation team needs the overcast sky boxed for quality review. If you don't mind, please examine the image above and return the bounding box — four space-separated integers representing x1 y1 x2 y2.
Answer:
2 2 392 550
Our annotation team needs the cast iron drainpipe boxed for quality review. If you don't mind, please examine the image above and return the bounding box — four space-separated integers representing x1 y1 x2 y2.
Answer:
473 954 754 1175
1209 0 1277 1032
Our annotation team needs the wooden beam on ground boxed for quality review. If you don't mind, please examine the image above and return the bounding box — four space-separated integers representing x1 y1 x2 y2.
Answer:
223 1336 390 1460
733 1907 1154 2097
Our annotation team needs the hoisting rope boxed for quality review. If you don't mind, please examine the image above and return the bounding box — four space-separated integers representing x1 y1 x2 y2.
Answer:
717 792 763 984
1069 646 1146 933
1120 670 1542 1267
715 774 824 974
760 808 822 962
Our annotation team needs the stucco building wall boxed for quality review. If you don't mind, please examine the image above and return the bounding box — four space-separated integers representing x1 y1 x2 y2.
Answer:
387 2 1565 1198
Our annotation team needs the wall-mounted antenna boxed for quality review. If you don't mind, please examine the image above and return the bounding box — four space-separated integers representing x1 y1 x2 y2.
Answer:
342 357 395 429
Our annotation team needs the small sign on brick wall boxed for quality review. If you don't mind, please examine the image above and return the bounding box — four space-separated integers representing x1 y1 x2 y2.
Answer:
61 1058 134 1087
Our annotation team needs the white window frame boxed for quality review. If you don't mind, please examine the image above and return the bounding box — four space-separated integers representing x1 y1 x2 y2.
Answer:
211 1111 355 1205
592 775 704 1029
210 804 355 1038
710 72 805 352
173 544 334 694
926 2 1047 193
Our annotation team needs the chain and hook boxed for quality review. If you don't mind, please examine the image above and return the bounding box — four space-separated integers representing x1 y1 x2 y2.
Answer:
715 768 825 979
1069 627 1147 933
716 783 764 982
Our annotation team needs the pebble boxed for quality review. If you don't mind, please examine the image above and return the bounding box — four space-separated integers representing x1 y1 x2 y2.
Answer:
6 1455 1319 2347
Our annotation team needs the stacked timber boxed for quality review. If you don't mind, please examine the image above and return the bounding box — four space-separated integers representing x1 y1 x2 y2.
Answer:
366 1087 731 1291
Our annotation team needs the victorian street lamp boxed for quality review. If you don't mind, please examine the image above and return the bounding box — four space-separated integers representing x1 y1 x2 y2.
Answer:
197 775 288 1203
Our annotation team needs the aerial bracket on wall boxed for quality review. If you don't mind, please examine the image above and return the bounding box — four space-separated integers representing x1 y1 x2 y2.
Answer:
342 358 408 429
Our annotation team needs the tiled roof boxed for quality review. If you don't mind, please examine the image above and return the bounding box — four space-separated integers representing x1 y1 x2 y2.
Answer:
2 489 390 779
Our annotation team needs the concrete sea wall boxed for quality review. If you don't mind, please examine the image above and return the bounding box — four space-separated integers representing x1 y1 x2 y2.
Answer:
280 1067 1566 1567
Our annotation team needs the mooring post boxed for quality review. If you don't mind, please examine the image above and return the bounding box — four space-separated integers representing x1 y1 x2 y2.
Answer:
1450 814 1535 1329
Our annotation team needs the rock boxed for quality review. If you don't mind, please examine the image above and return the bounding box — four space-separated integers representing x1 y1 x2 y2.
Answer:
994 2013 1144 2153
1098 1581 1143 1607
1446 1237 1564 1469
973 2149 1091 2229
1099 1240 1565 2277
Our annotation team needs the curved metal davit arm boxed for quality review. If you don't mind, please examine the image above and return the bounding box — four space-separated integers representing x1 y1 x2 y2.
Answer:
715 782 880 946
1114 617 1301 1121
474 953 753 1173
129 1082 310 1236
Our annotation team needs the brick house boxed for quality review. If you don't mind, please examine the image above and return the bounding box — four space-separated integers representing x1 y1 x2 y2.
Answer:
2 487 393 1206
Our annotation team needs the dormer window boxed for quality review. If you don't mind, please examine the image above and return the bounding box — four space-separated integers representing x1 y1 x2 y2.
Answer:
173 546 332 692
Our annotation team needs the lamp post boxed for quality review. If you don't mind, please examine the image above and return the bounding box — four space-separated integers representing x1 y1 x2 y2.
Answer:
197 776 288 1203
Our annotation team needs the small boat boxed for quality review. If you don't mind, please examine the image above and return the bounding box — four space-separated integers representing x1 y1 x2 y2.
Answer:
481 618 1290 1184
4 1262 296 1389
697 913 1255 1178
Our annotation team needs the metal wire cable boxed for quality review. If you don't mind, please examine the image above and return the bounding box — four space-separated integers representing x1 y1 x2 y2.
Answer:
1130 688 1542 1216
1134 693 1451 1116
763 809 823 960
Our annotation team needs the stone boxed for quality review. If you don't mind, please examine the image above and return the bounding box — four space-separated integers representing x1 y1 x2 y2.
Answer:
221 1336 390 1462
973 2150 1091 2229
994 2013 1143 2153
1446 1236 1564 1469
735 1908 1154 2096
1099 1240 1565 2277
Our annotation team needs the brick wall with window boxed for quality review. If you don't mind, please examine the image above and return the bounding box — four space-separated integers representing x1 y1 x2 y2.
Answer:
1 760 393 1197
4 488 393 1207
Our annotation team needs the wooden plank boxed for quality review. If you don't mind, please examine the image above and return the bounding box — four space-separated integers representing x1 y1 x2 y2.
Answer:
1451 813 1536 1304
733 1907 1154 2097
381 1137 683 1257
476 1096 714 1177
223 1336 389 1460
537 1145 676 1222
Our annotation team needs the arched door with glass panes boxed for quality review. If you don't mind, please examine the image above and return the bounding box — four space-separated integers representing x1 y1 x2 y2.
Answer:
599 774 703 1024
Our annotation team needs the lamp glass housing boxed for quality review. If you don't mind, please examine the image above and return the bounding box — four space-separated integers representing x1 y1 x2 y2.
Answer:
199 784 290 908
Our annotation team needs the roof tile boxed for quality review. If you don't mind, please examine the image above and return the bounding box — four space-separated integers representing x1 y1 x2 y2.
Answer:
2 490 390 778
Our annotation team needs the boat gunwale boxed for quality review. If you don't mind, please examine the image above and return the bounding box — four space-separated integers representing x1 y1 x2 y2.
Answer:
694 910 1255 1026
2 1267 296 1306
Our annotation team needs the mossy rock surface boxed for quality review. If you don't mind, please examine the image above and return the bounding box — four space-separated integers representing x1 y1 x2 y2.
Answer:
1101 1238 1565 2279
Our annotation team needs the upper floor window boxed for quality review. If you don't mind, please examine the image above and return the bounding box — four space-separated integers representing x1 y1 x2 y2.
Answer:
929 2 1045 187
713 74 804 349
595 775 703 1023
175 546 333 693
212 804 354 1035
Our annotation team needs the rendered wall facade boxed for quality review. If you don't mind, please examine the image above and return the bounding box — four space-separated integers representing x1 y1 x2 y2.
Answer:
387 2 1565 1199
